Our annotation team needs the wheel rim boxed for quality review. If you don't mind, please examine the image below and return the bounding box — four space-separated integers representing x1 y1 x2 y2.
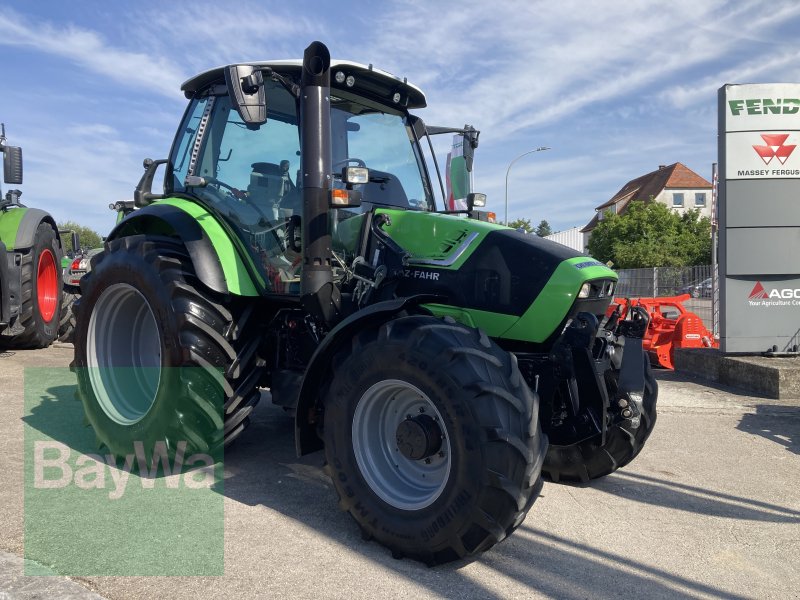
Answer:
36 248 58 322
352 379 451 510
86 284 162 425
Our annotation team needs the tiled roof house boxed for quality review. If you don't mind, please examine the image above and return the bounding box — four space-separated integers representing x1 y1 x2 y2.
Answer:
581 162 712 249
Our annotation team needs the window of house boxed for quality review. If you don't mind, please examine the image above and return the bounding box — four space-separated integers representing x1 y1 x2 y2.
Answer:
672 192 684 207
695 192 706 206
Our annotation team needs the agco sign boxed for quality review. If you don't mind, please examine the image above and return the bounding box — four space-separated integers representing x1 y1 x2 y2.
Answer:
748 281 800 306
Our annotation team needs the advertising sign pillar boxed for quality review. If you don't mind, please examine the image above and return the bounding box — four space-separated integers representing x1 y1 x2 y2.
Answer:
718 84 800 353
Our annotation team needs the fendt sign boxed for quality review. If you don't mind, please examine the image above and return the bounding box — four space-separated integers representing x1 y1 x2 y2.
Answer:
719 83 800 353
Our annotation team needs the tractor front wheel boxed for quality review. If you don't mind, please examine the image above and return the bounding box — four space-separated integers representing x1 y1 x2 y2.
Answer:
543 356 657 483
323 316 547 565
73 235 266 459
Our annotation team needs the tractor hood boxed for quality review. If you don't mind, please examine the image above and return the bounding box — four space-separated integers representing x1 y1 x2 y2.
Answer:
380 209 618 342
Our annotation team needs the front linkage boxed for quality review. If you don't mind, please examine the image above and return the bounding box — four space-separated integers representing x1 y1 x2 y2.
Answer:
517 305 654 482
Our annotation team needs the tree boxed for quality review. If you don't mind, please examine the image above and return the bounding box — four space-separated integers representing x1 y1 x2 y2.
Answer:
507 218 533 233
586 201 711 268
534 219 552 237
58 221 103 254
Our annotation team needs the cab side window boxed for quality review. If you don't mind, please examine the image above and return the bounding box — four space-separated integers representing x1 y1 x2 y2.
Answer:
186 83 303 295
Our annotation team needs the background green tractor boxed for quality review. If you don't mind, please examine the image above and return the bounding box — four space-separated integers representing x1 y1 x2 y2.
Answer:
0 123 64 349
58 201 133 343
73 42 656 565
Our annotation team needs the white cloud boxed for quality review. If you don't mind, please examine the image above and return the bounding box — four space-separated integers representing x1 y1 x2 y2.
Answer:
351 0 800 136
3 0 799 233
664 49 800 109
0 8 187 99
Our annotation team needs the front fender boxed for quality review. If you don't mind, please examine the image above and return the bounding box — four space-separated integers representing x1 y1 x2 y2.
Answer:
294 294 440 456
107 201 259 296
0 207 60 251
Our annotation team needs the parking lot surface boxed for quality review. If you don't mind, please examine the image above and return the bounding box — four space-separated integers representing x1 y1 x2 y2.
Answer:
1 344 798 599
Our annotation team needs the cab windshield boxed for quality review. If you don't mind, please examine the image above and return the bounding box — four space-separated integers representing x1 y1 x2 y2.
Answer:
331 93 433 212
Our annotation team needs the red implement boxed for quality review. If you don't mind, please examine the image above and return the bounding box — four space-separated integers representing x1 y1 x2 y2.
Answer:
607 294 718 369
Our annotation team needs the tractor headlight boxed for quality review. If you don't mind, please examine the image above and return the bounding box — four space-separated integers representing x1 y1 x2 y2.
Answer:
578 283 591 298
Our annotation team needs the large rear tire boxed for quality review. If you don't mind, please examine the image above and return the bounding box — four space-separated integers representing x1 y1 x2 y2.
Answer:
542 357 657 483
57 289 79 343
72 235 266 459
323 316 547 565
1 222 62 349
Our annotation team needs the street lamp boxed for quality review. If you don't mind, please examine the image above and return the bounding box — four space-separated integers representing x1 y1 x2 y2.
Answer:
504 146 551 226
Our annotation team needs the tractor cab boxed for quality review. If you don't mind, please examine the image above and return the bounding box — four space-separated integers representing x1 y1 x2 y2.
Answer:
157 60 440 296
133 57 483 300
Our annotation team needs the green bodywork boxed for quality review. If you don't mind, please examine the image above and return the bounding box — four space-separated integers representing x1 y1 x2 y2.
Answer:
376 208 503 268
423 257 617 342
143 198 616 344
0 207 27 250
503 258 616 342
375 208 617 342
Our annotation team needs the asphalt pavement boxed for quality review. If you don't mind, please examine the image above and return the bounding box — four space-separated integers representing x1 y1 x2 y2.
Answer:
1 343 798 599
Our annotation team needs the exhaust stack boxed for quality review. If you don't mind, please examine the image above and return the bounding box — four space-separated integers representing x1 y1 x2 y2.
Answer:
299 41 340 325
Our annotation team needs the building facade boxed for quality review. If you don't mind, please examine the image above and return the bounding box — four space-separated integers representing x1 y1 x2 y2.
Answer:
581 162 712 251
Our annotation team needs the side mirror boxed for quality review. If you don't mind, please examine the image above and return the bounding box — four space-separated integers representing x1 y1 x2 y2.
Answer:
466 192 486 211
57 229 80 254
2 145 23 185
134 158 169 207
225 65 267 126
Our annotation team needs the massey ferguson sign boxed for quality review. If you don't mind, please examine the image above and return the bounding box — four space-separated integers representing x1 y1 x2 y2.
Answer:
719 83 800 352
726 131 800 179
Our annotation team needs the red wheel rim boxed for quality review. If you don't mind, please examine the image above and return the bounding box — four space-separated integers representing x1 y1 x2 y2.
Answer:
37 248 58 322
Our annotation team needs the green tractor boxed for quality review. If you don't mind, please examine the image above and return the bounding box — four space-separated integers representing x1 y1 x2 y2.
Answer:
0 124 64 349
72 42 656 565
58 201 134 343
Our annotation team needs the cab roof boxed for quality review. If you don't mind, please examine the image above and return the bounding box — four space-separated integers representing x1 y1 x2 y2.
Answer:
181 59 427 109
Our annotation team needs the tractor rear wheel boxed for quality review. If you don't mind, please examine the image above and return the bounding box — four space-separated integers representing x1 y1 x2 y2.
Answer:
542 357 657 483
72 235 266 459
2 222 62 349
323 315 547 566
57 289 79 343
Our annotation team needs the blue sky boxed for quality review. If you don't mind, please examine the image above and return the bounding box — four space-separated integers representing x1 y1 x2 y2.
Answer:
1 0 800 236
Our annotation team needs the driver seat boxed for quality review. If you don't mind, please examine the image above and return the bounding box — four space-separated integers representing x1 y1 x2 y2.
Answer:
247 162 293 218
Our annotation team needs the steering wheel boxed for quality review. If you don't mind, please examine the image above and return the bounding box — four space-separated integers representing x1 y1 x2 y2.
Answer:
204 176 246 200
333 157 367 169
204 175 281 233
